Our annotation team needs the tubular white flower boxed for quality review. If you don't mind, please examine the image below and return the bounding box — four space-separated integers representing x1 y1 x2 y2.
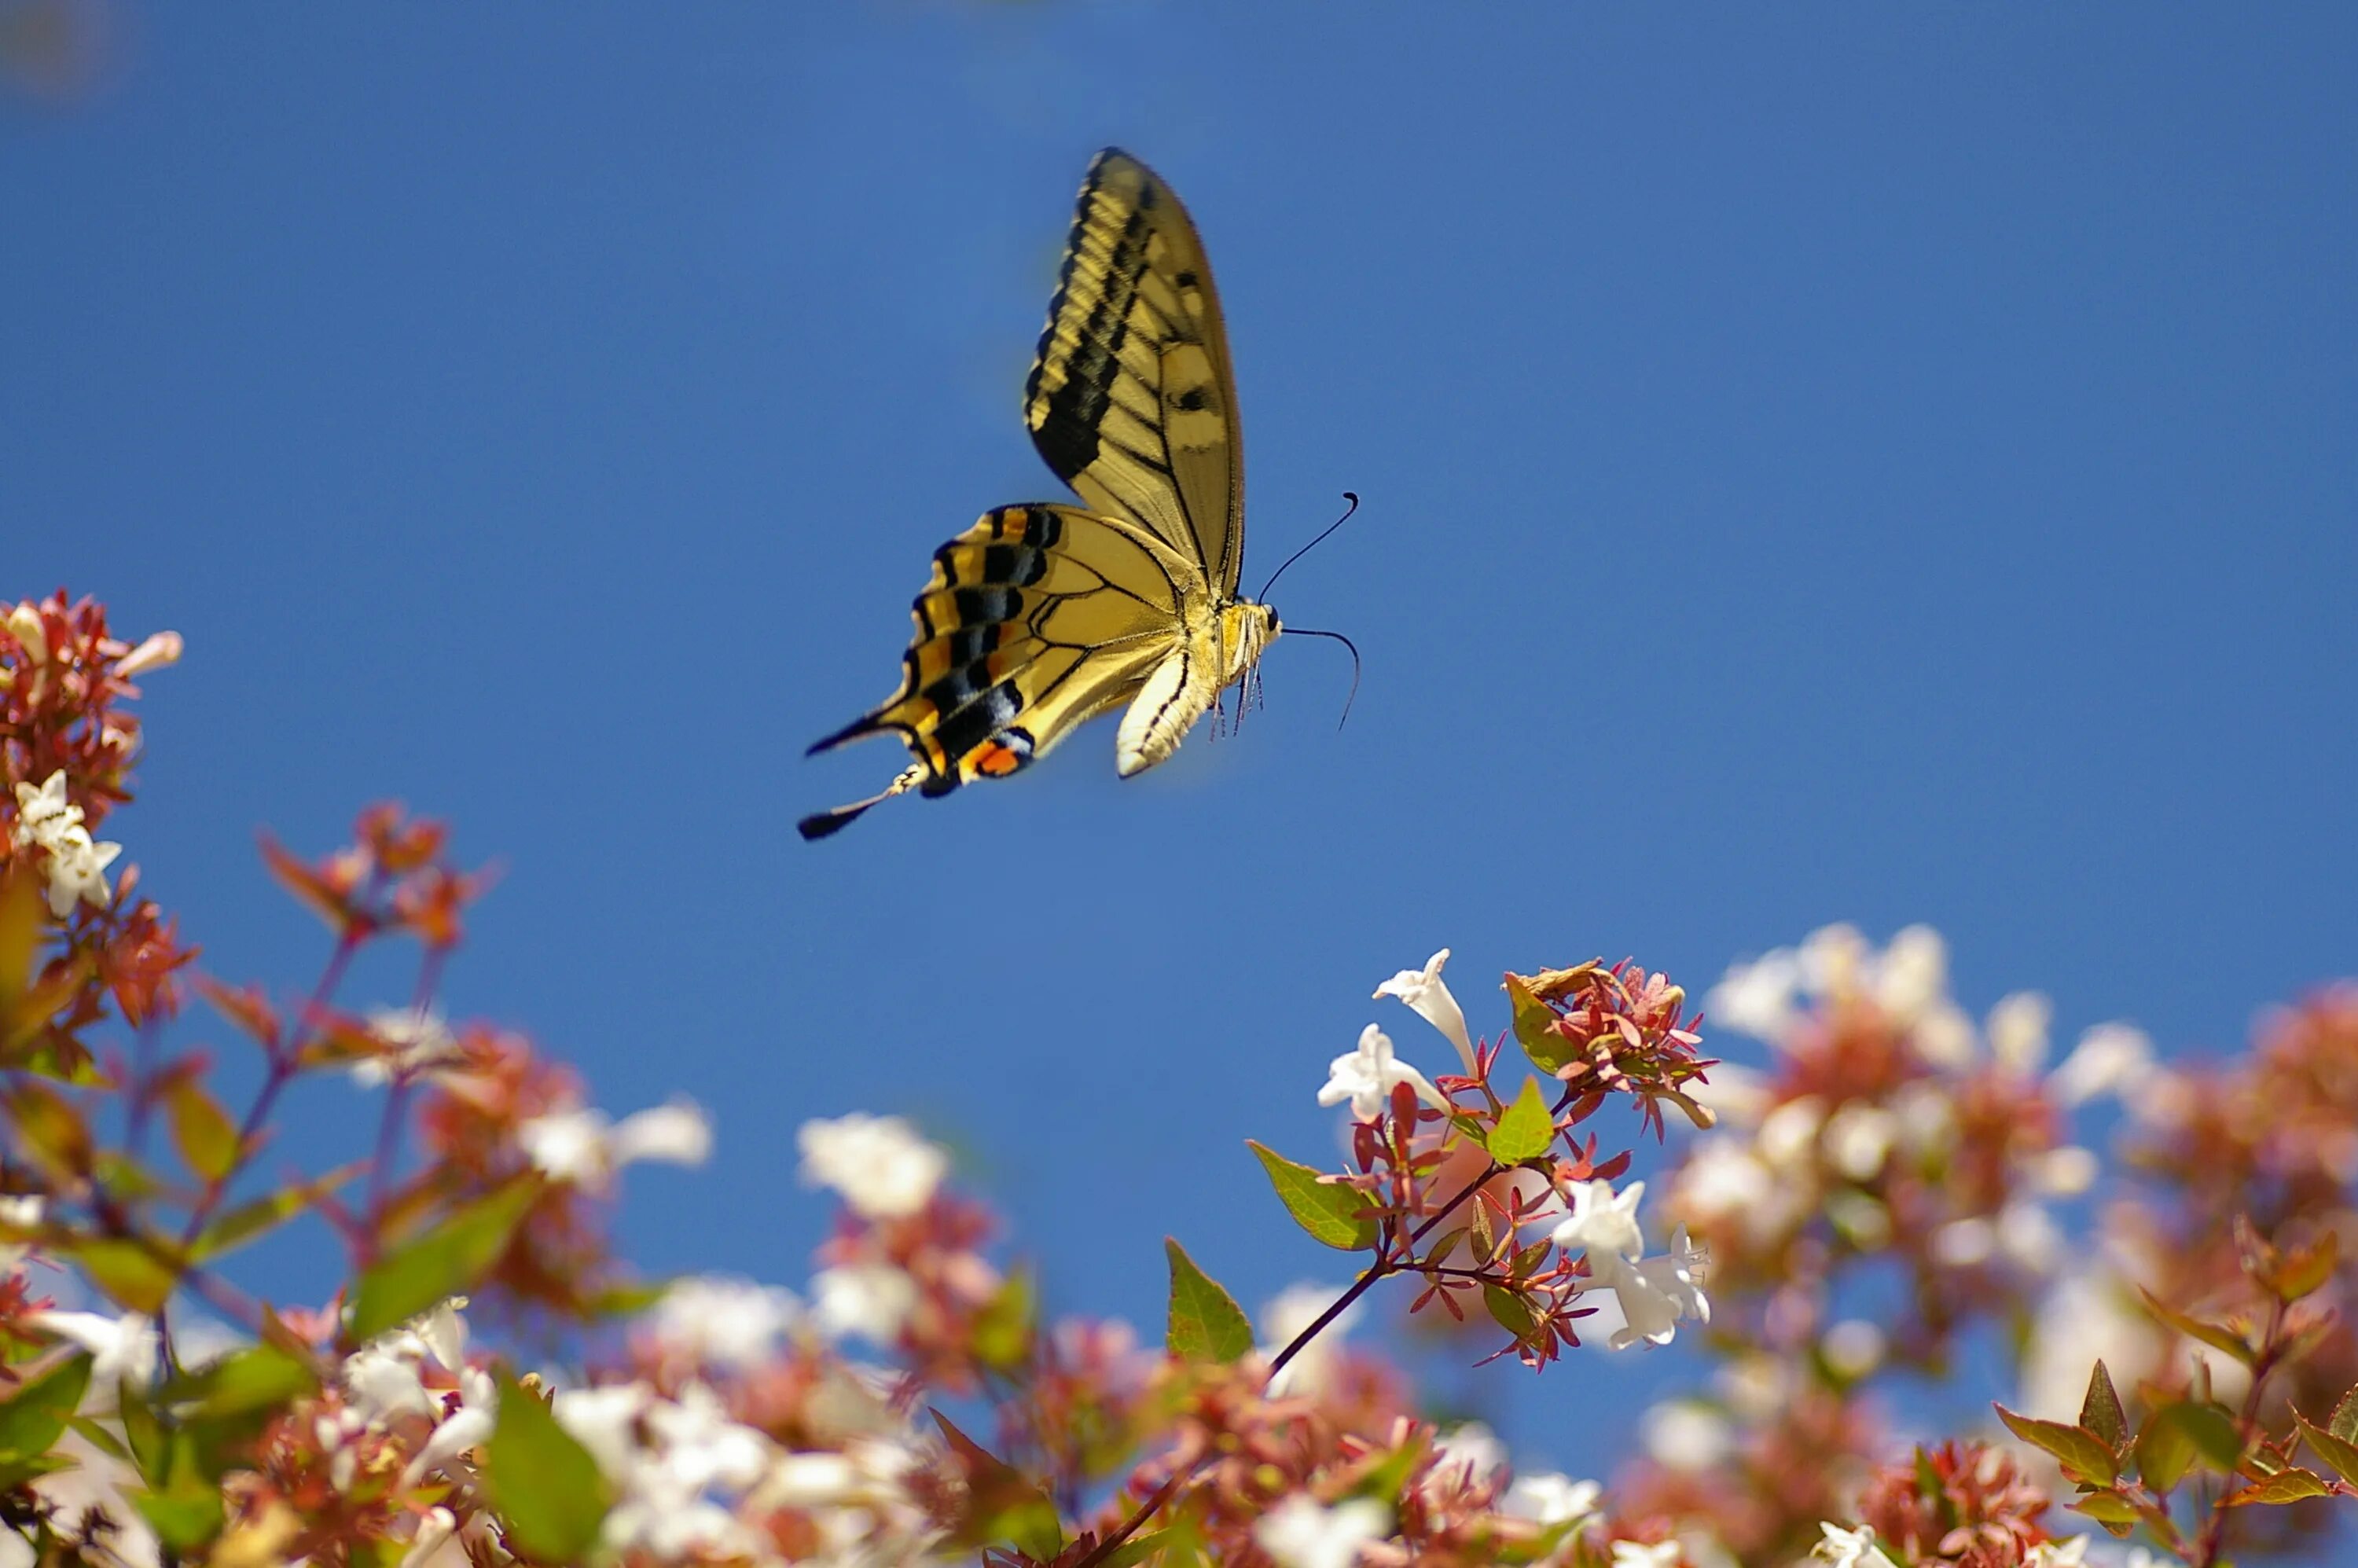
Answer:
645 1276 802 1371
1611 1541 1684 1568
1872 925 1948 1024
812 1262 918 1343
112 630 183 678
1706 949 1802 1046
796 1113 949 1218
1260 1283 1357 1398
1501 1471 1600 1527
1253 1495 1391 1568
2051 1023 2153 1106
31 1310 158 1398
1814 1521 1884 1566
1374 949 1477 1076
1422 1422 1507 1497
1550 1177 1647 1265
1318 1024 1449 1120
519 1100 711 1188
1987 992 2053 1075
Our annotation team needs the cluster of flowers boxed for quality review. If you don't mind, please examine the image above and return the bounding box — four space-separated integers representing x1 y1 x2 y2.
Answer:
0 587 2353 1568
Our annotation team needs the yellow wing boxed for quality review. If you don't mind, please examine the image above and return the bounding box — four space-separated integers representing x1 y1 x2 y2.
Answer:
1024 149 1246 599
798 504 1199 840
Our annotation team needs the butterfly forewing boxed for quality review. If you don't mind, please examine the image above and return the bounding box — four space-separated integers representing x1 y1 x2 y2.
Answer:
1023 149 1246 598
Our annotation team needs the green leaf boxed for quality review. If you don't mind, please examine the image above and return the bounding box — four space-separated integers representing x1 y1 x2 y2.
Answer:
2295 1413 2358 1488
161 1343 318 1419
73 1236 180 1314
191 1166 361 1264
165 1078 241 1183
1248 1141 1376 1251
485 1375 612 1564
2068 1489 2143 1529
349 1174 541 1342
133 1486 225 1553
1994 1405 2118 1485
2138 1406 2197 1492
2269 1231 2338 1302
1483 1283 1537 1344
2331 1383 2358 1444
1504 974 1573 1074
0 1353 92 1460
2139 1402 2244 1487
2079 1360 2128 1451
933 1411 1063 1559
970 1268 1035 1374
1163 1239 1254 1364
1485 1078 1555 1165
4 1082 92 1181
2138 1287 2257 1368
2231 1467 2332 1505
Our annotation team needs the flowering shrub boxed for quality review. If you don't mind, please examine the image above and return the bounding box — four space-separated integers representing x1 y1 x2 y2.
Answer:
0 586 2352 1568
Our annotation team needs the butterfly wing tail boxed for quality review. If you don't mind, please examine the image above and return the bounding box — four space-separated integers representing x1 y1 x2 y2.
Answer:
797 763 927 841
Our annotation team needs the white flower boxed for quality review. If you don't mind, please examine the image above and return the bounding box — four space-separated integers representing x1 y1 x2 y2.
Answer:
1799 924 1870 998
1911 1002 1980 1071
2029 1146 2099 1197
1422 1423 1506 1497
1996 1200 2062 1273
31 1310 157 1399
2026 1538 2088 1568
1757 1096 1826 1171
812 1263 917 1343
644 1381 771 1492
1583 1224 1708 1352
1261 1283 1356 1397
796 1114 948 1219
553 1382 655 1478
2018 1266 2164 1422
1374 949 1477 1076
352 1007 460 1086
6 604 49 665
1501 1471 1599 1527
518 1099 711 1188
764 1450 860 1507
645 1276 801 1371
1821 1320 1886 1379
1821 1103 1896 1181
1319 1024 1448 1121
404 1364 498 1484
1640 1400 1732 1471
1988 992 2053 1075
112 630 183 679
1813 1521 1884 1566
1684 1063 1770 1127
12 773 122 917
1551 1178 1647 1265
1632 1228 1710 1323
2051 1024 2153 1107
1932 1216 1994 1265
1706 950 1801 1045
1253 1495 1390 1568
1873 926 1948 1024
1611 1541 1684 1568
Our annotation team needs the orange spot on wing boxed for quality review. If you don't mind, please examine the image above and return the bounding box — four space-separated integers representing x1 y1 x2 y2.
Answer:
975 742 1021 777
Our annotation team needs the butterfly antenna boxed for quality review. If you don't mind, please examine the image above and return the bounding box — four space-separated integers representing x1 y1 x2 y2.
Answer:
1256 492 1359 603
1284 627 1361 731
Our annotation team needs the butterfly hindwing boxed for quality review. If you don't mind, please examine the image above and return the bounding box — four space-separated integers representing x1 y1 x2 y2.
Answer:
799 504 1198 838
1024 149 1245 599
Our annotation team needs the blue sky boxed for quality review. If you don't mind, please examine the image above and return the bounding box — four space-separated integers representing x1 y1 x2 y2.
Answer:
5 2 2354 1497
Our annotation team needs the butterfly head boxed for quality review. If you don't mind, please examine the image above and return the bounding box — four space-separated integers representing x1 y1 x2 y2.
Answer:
1218 600 1280 686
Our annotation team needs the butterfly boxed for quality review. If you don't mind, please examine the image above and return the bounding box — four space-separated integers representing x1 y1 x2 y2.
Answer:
799 148 1289 841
